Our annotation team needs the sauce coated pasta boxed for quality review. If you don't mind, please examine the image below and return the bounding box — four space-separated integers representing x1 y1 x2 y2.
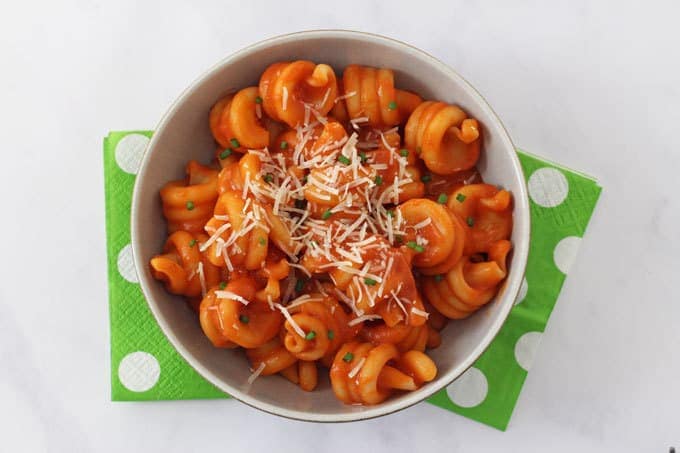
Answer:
150 61 513 405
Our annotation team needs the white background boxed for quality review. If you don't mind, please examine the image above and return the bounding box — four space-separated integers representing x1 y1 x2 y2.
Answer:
1 1 678 451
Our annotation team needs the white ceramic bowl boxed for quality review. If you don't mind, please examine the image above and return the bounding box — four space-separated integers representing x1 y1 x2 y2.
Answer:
131 30 530 422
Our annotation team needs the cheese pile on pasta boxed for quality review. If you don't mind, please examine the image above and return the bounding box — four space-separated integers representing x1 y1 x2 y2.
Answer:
149 61 513 405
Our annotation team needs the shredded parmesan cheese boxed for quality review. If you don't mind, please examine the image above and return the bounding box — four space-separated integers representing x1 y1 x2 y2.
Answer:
274 303 306 337
215 290 251 305
348 314 382 326
247 362 266 385
348 357 366 379
282 86 289 111
411 307 430 319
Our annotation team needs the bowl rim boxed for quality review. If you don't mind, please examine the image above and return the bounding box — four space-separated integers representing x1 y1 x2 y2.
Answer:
131 29 530 423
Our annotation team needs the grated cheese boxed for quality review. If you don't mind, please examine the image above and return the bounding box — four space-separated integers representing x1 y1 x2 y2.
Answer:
412 218 432 230
334 91 356 103
215 290 251 305
282 86 289 111
411 307 430 319
348 314 382 326
247 362 266 385
199 222 232 252
274 303 306 337
197 262 206 297
347 357 366 379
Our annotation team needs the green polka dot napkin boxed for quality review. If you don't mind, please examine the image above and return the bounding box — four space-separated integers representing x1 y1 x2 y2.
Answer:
104 131 601 430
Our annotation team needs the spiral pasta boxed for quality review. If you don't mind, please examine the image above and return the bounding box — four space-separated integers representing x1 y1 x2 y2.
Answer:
447 183 513 254
160 161 219 234
330 342 436 404
150 230 222 298
150 61 513 406
423 239 512 319
342 65 423 127
210 87 270 151
259 60 338 128
405 101 481 175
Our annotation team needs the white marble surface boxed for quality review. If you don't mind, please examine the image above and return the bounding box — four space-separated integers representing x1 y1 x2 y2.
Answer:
1 0 679 451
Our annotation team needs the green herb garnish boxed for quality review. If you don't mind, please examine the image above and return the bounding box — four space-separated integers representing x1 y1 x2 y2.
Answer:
295 278 306 292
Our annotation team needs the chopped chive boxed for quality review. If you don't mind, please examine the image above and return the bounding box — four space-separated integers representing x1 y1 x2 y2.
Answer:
230 138 240 148
255 96 263 104
374 175 383 186
327 330 335 340
342 352 354 363
188 239 197 247
280 140 288 149
239 314 250 324
294 199 307 209
437 193 448 204
399 149 409 157
364 277 377 286
258 237 266 246
310 240 318 247
305 331 316 340
186 200 195 211
219 281 227 290
264 173 274 183
338 155 351 165
388 101 397 110
322 209 332 220
407 241 425 253
295 278 306 292
395 235 404 243
456 193 467 203
434 274 444 282
421 174 432 183
466 216 475 227
386 210 394 217
359 151 367 163
219 148 233 159
302 175 308 184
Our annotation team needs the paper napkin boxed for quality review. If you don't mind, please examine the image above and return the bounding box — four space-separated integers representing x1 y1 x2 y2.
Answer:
104 131 601 430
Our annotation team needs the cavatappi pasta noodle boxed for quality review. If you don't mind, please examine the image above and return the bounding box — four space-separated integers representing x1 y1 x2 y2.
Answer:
150 61 513 405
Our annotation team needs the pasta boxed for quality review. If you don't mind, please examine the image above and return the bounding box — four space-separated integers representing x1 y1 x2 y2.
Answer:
150 61 513 405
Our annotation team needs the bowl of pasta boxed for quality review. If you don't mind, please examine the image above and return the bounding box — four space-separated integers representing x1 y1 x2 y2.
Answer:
131 30 530 422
